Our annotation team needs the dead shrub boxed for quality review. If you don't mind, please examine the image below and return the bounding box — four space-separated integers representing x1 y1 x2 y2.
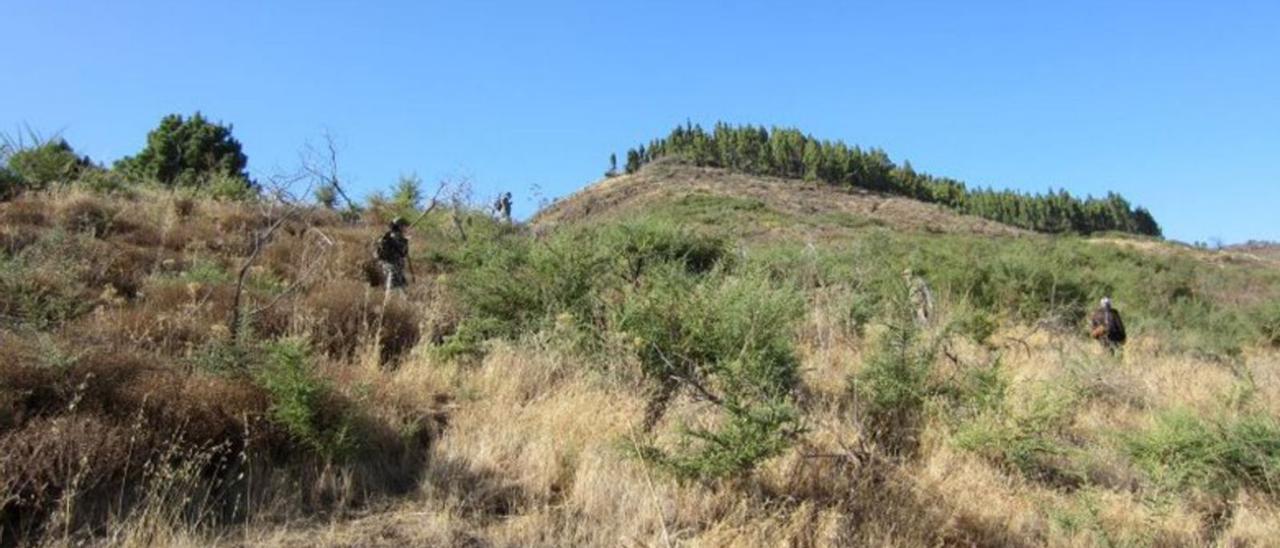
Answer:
215 209 270 234
97 306 206 354
260 233 304 280
305 207 343 228
59 196 117 237
117 222 164 248
0 225 42 255
91 282 221 353
81 244 160 298
0 199 50 227
120 370 280 455
91 278 294 354
0 416 134 543
173 196 196 218
159 224 195 252
379 297 421 364
302 281 420 364
0 349 58 433
0 367 279 545
304 281 374 359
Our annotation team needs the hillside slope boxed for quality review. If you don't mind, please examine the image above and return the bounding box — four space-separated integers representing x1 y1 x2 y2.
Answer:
2 177 1280 546
535 160 1028 239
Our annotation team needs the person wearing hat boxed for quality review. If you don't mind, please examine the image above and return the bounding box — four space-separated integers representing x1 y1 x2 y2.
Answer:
375 217 411 292
1089 297 1126 353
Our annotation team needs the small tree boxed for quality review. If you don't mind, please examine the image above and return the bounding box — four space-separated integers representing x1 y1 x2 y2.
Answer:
115 112 251 190
392 174 424 211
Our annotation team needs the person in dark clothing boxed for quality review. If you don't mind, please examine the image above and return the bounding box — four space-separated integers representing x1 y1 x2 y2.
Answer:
494 192 513 223
1089 297 1126 352
376 217 411 292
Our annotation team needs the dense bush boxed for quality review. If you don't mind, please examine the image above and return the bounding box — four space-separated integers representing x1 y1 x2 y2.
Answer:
303 280 420 364
114 112 253 191
951 388 1084 487
5 139 93 191
440 220 725 358
849 296 938 455
1126 411 1280 496
622 268 805 479
256 339 358 461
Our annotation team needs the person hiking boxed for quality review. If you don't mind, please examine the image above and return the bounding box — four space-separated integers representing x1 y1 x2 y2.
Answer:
902 268 935 327
494 192 513 223
375 217 411 293
1089 297 1126 352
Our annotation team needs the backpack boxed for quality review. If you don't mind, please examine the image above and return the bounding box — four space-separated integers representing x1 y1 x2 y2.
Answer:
375 231 407 262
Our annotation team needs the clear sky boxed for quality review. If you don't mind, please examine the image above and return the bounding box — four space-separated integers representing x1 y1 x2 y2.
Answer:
3 1 1277 244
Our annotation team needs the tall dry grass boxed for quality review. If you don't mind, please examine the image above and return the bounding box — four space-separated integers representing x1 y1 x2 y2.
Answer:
220 317 1280 547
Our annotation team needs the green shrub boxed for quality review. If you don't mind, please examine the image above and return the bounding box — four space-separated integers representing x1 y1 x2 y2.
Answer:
204 171 260 201
599 220 728 282
177 259 233 284
440 219 727 359
952 388 1083 486
1254 300 1280 348
442 236 549 348
952 305 998 346
5 139 92 190
621 268 805 479
392 174 424 210
189 336 260 375
1125 411 1280 496
314 184 338 209
937 359 1009 420
78 169 132 195
0 242 93 329
850 296 937 455
640 400 799 480
256 338 357 460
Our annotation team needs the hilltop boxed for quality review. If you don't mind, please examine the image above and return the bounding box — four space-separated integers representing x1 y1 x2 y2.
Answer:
3 138 1280 546
535 160 1028 239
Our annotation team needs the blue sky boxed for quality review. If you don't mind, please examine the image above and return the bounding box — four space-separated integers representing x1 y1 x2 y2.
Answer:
3 1 1277 244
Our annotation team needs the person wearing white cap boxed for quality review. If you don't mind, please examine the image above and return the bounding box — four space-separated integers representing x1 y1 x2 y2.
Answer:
1089 297 1126 353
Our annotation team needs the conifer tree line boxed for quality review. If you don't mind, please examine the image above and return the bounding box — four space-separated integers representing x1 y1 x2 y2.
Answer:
624 122 1161 236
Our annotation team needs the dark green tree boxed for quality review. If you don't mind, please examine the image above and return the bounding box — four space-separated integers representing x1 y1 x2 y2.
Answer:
115 112 251 189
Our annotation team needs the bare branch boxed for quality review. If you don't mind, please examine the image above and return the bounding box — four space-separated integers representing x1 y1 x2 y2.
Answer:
301 132 358 211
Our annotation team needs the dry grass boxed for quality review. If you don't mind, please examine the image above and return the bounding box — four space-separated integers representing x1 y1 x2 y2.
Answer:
5 186 1280 547
533 162 1029 240
207 310 1280 547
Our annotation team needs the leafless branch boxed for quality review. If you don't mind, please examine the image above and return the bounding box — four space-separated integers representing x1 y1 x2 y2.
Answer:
301 132 358 211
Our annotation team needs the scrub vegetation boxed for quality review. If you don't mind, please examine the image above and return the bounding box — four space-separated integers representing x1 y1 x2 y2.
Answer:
3 122 1280 546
